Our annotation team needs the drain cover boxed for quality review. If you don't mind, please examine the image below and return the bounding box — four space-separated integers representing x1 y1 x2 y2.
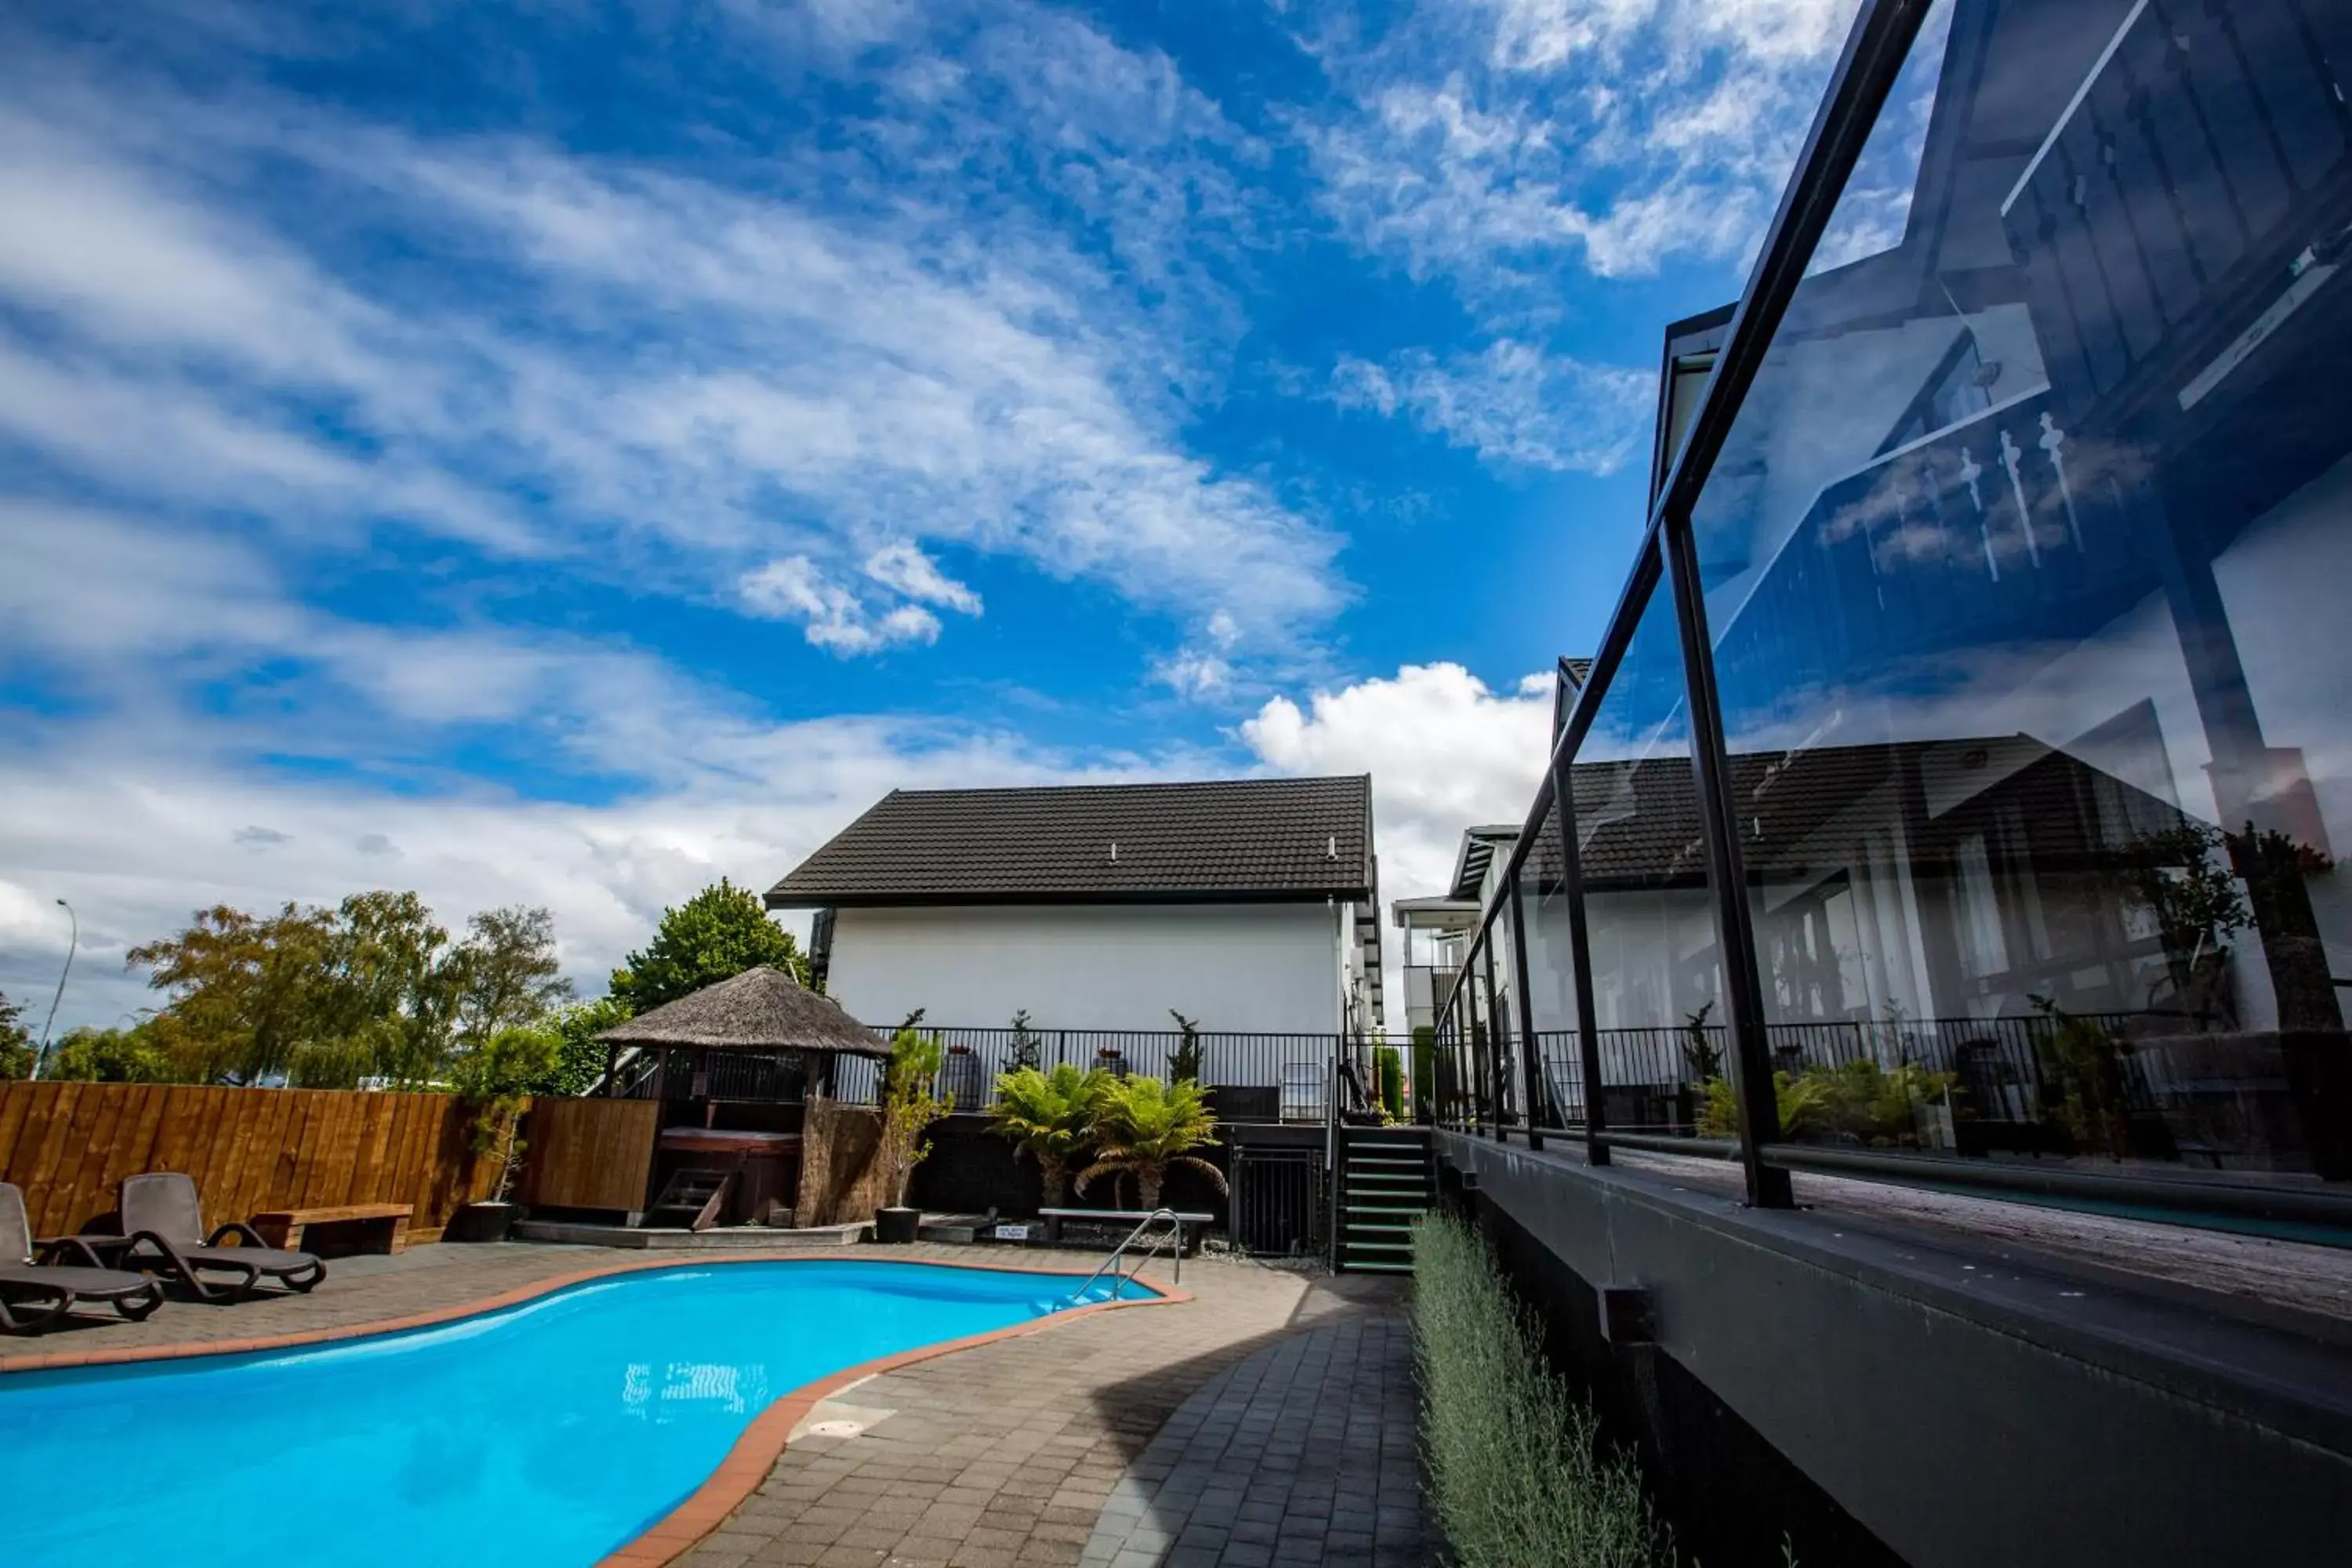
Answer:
804 1418 866 1438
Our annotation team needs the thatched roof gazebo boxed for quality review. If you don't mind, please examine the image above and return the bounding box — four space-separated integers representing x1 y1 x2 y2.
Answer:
592 967 888 1229
597 965 887 1060
597 966 887 1121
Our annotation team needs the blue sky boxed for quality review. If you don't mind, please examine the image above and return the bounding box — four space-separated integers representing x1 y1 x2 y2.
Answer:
0 0 1861 1027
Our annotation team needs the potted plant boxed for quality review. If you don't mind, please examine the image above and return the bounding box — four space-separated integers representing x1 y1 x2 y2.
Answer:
448 1023 560 1243
988 1062 1106 1210
1076 1076 1228 1212
1008 1009 1042 1072
873 1027 951 1243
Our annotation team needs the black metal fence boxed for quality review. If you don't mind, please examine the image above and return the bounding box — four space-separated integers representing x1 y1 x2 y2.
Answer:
1229 1142 1327 1258
610 1030 1430 1128
863 1027 1352 1123
1501 1011 2228 1146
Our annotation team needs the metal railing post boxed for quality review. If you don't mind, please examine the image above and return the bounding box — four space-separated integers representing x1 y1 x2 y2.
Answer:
1507 879 1546 1149
1667 514 1792 1209
1480 935 1510 1142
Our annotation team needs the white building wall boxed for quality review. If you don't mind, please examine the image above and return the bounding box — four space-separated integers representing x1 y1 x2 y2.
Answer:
825 903 1344 1035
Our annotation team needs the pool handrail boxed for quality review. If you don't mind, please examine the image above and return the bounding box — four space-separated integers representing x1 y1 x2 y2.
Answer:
1069 1208 1186 1301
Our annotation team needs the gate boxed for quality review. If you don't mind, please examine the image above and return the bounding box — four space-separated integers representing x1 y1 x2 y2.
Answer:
1229 1141 1326 1259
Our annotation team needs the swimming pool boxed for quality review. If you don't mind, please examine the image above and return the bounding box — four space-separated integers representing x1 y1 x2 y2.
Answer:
0 1259 1149 1567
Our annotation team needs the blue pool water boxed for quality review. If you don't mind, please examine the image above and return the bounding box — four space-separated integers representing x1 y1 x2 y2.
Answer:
0 1260 1146 1567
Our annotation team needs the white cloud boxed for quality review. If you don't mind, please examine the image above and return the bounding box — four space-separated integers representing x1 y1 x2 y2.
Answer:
1299 0 1860 292
1243 661 1552 903
864 543 983 615
0 9 1347 681
1332 339 1651 474
1243 662 1558 1022
740 556 943 655
1152 648 1236 699
0 714 1183 1033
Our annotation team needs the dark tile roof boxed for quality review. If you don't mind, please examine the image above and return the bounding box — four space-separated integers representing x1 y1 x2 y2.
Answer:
595 966 888 1056
766 776 1376 907
1516 739 2190 890
1446 826 1523 901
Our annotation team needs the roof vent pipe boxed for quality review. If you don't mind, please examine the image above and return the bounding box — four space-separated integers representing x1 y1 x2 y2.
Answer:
1109 842 1118 862
1327 834 1338 859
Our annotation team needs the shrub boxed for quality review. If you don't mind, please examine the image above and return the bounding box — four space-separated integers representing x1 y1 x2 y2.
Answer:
1695 1060 1953 1146
1167 1010 1203 1083
1076 1076 1226 1210
1008 1009 1042 1072
1410 1025 1436 1118
877 1028 952 1207
989 1062 1106 1207
1375 1045 1404 1120
449 1025 562 1203
1412 1213 1671 1567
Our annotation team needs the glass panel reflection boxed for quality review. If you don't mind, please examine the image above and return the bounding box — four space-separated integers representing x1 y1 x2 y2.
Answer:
1570 554 1725 1138
1517 795 1581 1130
1690 0 2352 1178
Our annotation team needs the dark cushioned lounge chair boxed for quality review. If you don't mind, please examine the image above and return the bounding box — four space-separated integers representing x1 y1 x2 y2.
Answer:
120 1173 326 1301
0 1181 164 1334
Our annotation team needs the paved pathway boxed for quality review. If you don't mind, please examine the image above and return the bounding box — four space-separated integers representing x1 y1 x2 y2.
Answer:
679 1263 1424 1568
4 1240 1431 1567
1082 1315 1429 1568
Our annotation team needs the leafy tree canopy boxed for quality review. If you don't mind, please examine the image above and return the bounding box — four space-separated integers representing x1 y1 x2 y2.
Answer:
452 906 575 1049
44 1020 175 1083
107 894 568 1088
608 878 808 1012
0 989 32 1080
526 996 636 1097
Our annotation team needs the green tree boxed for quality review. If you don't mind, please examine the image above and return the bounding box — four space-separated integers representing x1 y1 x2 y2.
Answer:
126 891 508 1088
1167 1009 1203 1083
452 906 573 1048
44 1020 179 1083
989 1063 1105 1208
1076 1077 1228 1210
524 996 636 1097
127 902 339 1085
1008 1009 1041 1071
298 891 462 1088
609 878 808 1013
449 1024 562 1203
0 990 32 1080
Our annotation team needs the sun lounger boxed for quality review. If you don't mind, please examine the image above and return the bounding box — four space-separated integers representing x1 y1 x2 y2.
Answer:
0 1181 164 1334
119 1173 326 1301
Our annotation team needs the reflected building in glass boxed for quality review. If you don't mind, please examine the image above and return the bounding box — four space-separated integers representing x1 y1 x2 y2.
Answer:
1434 0 2352 1199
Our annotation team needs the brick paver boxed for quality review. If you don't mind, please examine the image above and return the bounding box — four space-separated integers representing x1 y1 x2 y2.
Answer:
1080 1314 1429 1568
680 1261 1420 1568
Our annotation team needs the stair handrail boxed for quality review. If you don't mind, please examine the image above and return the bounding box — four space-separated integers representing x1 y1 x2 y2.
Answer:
1068 1207 1186 1302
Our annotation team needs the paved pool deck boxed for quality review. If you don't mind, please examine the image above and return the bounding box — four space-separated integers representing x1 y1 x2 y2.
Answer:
1 1240 1433 1568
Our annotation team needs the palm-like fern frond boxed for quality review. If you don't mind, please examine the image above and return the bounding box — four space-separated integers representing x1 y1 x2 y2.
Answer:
1072 1076 1226 1206
989 1062 1106 1207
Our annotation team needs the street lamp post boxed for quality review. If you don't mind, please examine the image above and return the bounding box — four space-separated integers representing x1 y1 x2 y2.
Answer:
32 898 76 1082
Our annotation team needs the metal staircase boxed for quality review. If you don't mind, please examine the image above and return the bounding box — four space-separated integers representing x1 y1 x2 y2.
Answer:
1334 1127 1434 1272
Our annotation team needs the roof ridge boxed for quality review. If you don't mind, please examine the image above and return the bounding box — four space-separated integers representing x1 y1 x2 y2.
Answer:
879 775 1368 800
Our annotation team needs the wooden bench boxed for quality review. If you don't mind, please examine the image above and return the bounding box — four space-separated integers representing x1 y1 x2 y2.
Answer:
248 1203 413 1256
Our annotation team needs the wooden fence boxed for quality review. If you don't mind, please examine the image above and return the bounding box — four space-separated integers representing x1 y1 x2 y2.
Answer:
0 1082 505 1243
521 1098 659 1213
